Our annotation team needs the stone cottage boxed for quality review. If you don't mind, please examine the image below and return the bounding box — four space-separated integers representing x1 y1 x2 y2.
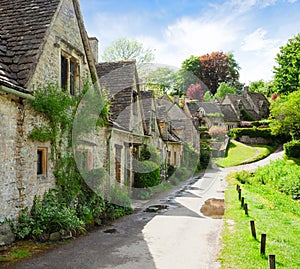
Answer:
0 0 99 222
221 87 270 121
96 60 147 187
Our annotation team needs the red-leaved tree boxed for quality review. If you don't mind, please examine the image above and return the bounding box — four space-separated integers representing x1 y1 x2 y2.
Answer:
186 83 204 101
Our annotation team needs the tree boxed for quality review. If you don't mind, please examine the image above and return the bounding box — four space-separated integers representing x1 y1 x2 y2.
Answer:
101 37 155 67
248 80 274 97
186 83 205 101
198 51 240 95
269 89 300 140
214 82 236 99
143 66 178 97
181 55 201 78
180 52 241 95
203 91 212 102
273 33 300 95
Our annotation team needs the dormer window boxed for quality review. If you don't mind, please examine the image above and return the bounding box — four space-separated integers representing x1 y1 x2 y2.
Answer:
61 53 79 95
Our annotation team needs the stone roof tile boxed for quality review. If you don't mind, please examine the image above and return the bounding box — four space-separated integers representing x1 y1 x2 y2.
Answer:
0 0 60 92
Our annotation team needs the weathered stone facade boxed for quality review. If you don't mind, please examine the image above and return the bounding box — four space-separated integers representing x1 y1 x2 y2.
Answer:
0 93 55 222
0 0 99 222
30 0 92 90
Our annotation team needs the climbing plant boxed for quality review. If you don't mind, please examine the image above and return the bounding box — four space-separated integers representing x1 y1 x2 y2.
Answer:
13 83 132 241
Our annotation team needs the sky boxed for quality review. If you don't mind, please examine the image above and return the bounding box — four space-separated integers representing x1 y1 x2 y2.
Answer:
79 0 300 85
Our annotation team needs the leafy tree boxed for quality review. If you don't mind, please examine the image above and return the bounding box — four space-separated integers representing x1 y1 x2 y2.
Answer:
180 52 241 95
198 51 240 94
273 33 300 95
204 91 212 102
173 68 205 96
181 55 201 78
101 37 155 67
186 83 204 101
214 82 236 99
143 66 178 97
269 89 300 140
249 80 274 97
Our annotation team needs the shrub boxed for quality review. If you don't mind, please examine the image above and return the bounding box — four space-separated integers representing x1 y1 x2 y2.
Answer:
284 140 300 158
12 190 84 240
229 127 273 140
234 170 252 184
233 159 300 199
133 161 161 188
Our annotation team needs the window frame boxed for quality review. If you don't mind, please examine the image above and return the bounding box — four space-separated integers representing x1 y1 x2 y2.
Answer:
60 51 80 95
37 147 48 176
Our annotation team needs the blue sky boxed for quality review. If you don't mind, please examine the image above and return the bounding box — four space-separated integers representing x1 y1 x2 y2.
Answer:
80 0 300 84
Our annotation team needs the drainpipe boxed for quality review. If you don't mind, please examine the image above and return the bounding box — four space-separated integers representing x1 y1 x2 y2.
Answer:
0 85 35 100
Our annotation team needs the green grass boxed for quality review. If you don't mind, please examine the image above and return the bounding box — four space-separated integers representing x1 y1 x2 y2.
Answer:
0 249 31 262
215 141 276 168
215 140 257 167
247 144 276 163
219 175 300 269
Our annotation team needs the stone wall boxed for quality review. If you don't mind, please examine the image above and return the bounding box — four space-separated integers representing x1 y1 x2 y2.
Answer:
0 94 55 222
239 135 271 145
30 0 92 90
0 0 96 222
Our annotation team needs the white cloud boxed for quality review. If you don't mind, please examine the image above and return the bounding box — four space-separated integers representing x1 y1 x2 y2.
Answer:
241 28 280 51
83 0 299 83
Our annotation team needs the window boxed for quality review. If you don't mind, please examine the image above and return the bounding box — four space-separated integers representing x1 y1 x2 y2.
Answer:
115 145 122 183
37 147 47 175
174 151 177 166
61 53 79 95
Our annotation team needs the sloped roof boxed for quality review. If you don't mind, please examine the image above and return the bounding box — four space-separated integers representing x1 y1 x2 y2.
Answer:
187 101 223 116
247 91 269 105
220 104 239 122
96 61 138 131
96 61 137 96
0 0 60 92
140 90 154 135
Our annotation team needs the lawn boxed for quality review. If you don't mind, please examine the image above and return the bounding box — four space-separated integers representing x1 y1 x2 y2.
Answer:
214 140 275 168
219 173 300 269
215 140 256 167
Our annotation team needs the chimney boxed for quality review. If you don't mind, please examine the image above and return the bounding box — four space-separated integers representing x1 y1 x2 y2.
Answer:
173 95 179 104
88 37 99 63
243 86 249 96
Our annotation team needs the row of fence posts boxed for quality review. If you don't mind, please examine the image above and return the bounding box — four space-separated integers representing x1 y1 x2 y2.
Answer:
236 184 276 269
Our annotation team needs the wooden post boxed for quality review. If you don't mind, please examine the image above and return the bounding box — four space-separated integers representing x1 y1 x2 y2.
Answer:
241 197 245 207
238 188 241 200
250 220 256 239
268 255 276 269
236 184 240 191
260 233 266 255
244 203 248 215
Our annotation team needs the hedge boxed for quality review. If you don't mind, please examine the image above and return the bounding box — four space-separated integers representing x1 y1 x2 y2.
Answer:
229 127 273 140
284 140 300 158
133 161 161 188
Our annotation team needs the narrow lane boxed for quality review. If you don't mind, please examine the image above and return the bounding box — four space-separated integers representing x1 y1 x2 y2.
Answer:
9 148 284 269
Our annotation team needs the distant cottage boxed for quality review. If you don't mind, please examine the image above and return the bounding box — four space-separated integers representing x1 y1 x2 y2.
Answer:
0 0 200 227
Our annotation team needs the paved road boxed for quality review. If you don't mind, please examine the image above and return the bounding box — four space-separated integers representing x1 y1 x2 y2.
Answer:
8 148 284 269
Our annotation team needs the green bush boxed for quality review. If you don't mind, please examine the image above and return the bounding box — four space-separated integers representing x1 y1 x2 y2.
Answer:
284 140 300 157
229 127 273 140
12 190 84 240
233 159 300 199
133 161 161 188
